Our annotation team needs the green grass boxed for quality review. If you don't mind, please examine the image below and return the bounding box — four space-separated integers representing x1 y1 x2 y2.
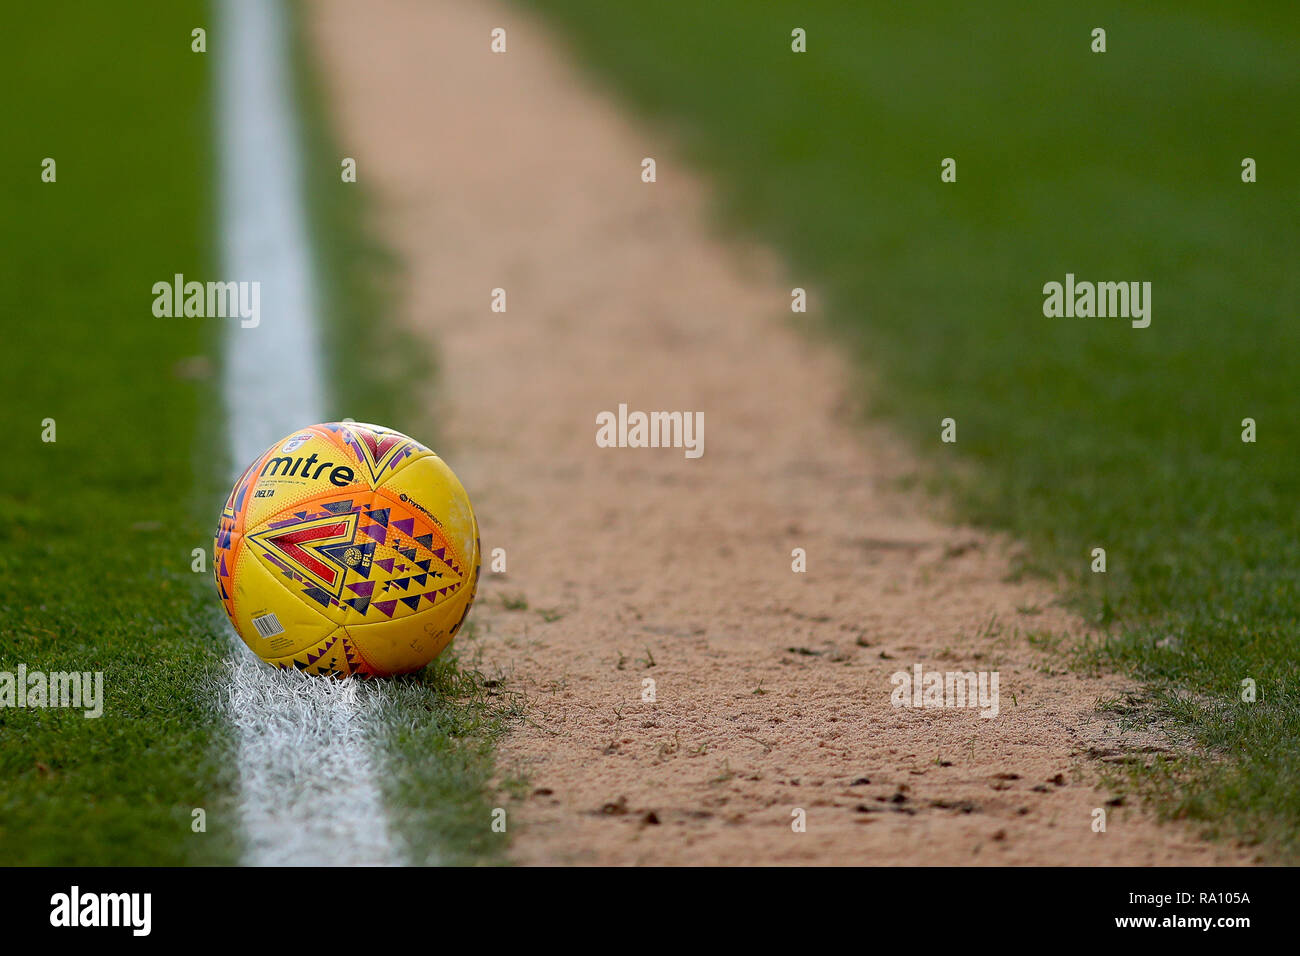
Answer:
375 626 524 865
0 0 240 864
516 0 1300 856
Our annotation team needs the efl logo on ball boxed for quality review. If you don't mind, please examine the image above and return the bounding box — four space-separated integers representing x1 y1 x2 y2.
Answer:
214 422 480 677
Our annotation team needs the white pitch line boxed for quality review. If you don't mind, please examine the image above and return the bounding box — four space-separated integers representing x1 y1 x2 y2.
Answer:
215 0 400 866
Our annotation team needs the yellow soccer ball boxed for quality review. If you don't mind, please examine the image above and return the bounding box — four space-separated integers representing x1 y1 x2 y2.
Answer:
214 422 480 677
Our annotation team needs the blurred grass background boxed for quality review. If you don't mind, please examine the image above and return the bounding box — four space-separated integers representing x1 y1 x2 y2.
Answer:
516 0 1300 854
0 0 239 863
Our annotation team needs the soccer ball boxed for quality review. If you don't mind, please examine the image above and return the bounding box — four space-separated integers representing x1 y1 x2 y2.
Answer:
214 422 480 677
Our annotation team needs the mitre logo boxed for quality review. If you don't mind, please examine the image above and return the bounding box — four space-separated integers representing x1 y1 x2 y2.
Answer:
260 452 356 487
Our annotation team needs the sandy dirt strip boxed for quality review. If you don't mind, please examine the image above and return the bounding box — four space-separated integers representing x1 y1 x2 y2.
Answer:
310 0 1252 864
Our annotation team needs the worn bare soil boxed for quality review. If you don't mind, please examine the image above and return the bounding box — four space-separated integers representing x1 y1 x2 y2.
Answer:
310 0 1253 865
